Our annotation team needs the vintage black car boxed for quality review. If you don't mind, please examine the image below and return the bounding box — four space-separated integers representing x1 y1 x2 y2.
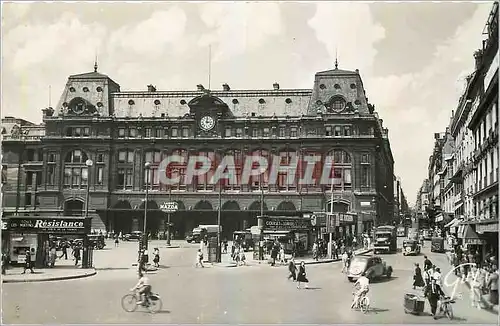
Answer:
402 239 421 256
88 234 106 249
347 255 393 282
124 231 143 241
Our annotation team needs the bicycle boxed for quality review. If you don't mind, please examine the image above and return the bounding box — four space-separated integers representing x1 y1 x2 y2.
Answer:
121 290 162 313
352 291 370 313
438 296 455 320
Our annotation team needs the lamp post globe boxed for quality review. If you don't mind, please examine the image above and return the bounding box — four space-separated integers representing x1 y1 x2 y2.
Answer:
86 159 93 167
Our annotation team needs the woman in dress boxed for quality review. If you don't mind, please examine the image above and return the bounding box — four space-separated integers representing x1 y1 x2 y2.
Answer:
153 248 160 268
413 263 425 289
296 261 309 289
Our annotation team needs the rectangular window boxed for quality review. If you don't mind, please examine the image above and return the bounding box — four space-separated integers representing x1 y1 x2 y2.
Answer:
344 126 352 136
25 193 31 206
127 151 134 163
73 168 82 186
252 129 258 137
117 169 125 188
64 168 71 186
334 126 342 136
36 172 42 186
344 168 352 187
118 151 127 163
26 172 33 186
81 167 88 186
155 128 162 138
182 128 189 138
263 128 270 137
361 153 370 164
279 127 286 137
48 153 55 162
361 166 370 187
225 128 232 137
145 151 153 163
47 165 55 185
171 128 178 137
97 167 104 185
145 128 152 138
129 128 137 138
1 165 6 184
74 127 82 137
236 128 243 137
118 128 126 137
126 169 133 187
97 153 104 163
326 126 332 136
83 127 90 137
290 127 297 138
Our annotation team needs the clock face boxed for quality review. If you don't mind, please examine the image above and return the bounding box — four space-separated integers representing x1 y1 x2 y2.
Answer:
200 115 215 131
71 99 86 114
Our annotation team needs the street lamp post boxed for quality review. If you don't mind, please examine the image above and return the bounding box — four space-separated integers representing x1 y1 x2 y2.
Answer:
217 178 222 263
143 162 151 252
83 159 93 268
166 185 172 246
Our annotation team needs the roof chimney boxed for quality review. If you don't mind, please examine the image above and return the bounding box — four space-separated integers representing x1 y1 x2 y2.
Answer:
222 83 230 91
197 84 205 91
147 85 156 92
273 82 280 90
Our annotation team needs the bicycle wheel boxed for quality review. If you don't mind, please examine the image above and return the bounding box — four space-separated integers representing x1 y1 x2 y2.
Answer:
121 294 138 312
444 304 453 320
360 297 370 314
148 297 163 313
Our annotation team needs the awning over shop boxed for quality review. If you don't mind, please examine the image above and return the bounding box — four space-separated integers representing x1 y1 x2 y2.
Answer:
445 218 461 228
435 212 453 223
460 225 486 245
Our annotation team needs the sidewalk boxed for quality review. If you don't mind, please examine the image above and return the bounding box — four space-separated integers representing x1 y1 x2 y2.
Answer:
212 245 373 268
2 259 96 283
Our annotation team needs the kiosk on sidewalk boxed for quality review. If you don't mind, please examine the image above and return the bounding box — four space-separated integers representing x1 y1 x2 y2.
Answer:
1 216 92 268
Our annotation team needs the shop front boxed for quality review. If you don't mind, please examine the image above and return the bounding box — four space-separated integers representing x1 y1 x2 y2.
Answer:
2 216 92 268
257 215 313 255
474 219 498 265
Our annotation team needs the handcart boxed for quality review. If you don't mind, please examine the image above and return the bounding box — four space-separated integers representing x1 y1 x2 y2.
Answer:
404 293 425 315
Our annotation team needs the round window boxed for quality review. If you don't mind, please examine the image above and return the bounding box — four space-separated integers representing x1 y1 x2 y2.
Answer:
180 99 187 105
154 99 161 105
334 84 341 89
350 83 357 89
83 87 89 92
329 96 346 112
285 98 292 104
96 87 103 92
128 100 135 105
69 87 76 92
97 102 103 108
319 84 326 90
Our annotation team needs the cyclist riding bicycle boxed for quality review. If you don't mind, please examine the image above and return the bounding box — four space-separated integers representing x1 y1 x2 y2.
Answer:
130 271 152 305
351 271 371 309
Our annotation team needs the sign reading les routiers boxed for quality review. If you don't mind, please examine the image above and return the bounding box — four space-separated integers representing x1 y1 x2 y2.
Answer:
264 218 311 231
8 218 87 234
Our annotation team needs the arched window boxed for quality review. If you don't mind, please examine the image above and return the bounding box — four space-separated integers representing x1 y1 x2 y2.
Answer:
144 149 162 190
250 149 269 190
327 149 352 190
63 150 89 189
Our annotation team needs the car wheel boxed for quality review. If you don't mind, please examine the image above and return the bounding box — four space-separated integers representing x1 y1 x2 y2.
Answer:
348 277 354 282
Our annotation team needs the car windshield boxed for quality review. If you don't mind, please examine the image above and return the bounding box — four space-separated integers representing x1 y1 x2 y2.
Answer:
376 232 392 237
351 256 369 264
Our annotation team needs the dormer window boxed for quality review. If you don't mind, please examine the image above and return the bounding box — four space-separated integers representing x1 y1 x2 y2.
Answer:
83 87 89 92
328 96 346 112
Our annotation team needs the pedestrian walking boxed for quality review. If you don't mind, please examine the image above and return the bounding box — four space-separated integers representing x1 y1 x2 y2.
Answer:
279 245 286 265
424 278 445 319
413 263 425 289
196 249 204 268
287 258 297 281
238 250 246 266
114 236 119 247
153 248 160 268
487 265 498 306
73 245 81 266
22 249 35 274
296 261 309 289
423 256 433 272
223 239 228 254
271 244 278 266
1 252 8 275
341 251 348 273
469 265 482 309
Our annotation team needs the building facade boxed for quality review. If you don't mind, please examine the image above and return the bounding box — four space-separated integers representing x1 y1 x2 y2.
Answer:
417 2 498 259
2 63 395 239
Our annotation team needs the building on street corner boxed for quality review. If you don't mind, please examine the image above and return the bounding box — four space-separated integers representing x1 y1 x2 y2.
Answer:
1 61 396 243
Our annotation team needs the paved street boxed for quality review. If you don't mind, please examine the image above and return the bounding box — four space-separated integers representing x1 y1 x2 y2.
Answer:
2 239 498 324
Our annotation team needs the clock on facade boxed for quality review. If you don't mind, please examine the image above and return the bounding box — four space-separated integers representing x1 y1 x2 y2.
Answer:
70 98 87 114
200 115 215 131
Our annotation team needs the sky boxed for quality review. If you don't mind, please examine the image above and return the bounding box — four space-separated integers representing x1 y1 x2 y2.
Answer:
1 1 494 205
